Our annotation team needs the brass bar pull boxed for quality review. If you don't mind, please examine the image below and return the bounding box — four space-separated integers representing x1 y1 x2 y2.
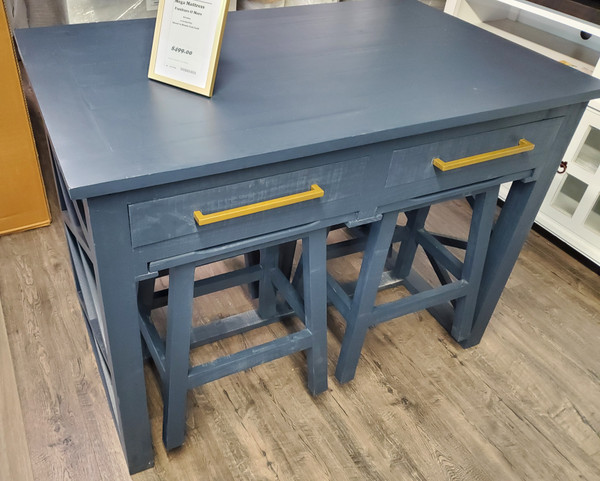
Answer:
194 184 324 226
432 139 535 172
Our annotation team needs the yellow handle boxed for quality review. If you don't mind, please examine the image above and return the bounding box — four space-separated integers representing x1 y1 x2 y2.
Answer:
432 138 535 172
194 184 324 226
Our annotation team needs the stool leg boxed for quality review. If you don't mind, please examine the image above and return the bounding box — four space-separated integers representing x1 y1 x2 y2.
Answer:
291 226 335 295
243 250 260 299
258 246 279 319
334 321 370 384
138 278 156 361
302 228 328 394
278 241 297 280
246 242 296 299
335 212 398 383
451 187 499 341
163 263 196 450
138 278 156 318
393 207 430 279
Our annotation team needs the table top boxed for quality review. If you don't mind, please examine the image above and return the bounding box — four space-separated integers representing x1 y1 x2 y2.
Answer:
15 0 600 200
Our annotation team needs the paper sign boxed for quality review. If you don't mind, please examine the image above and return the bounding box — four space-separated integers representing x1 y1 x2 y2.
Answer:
148 0 229 97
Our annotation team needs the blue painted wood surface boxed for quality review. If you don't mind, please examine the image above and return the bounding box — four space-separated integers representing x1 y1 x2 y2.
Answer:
14 0 600 199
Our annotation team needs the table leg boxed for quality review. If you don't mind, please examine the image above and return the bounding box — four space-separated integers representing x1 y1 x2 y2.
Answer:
450 186 499 342
463 105 586 348
88 198 154 473
462 179 542 347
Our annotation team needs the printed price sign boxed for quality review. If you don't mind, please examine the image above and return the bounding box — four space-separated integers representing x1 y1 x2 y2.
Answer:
148 0 229 97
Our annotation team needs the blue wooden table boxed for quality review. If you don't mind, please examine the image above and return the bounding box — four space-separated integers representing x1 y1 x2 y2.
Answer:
15 0 600 473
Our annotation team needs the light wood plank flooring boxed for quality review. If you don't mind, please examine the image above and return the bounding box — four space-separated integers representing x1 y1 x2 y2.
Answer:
0 295 35 481
1 121 599 480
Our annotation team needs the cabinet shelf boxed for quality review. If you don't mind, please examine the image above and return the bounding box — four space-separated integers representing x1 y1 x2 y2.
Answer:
446 0 600 77
482 18 598 75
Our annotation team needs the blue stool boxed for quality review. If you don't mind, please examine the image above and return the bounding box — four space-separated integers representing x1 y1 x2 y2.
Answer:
138 227 328 449
328 188 499 383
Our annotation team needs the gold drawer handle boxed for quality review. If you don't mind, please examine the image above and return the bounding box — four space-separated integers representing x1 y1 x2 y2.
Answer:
194 184 324 226
432 138 535 172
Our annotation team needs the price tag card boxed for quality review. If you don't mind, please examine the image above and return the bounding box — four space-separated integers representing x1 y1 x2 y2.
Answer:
148 0 229 97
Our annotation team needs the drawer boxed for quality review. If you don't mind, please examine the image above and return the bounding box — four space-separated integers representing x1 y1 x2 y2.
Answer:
384 117 564 199
128 156 370 248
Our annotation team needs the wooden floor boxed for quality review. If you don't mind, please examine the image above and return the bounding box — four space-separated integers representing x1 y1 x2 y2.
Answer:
2 109 600 480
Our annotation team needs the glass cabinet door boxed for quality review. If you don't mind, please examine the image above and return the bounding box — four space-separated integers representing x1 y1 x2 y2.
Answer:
584 195 600 236
538 108 600 265
550 174 588 218
573 125 600 174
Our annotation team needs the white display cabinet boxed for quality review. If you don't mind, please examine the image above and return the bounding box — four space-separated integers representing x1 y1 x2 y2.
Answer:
444 0 600 95
537 108 600 265
445 0 600 265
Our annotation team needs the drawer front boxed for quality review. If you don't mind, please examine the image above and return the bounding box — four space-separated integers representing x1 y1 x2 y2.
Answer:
384 117 564 199
129 156 370 248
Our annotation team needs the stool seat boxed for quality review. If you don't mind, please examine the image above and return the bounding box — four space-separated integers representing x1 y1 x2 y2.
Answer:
138 227 328 450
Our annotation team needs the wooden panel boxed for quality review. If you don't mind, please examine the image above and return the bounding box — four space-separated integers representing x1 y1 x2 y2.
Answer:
128 156 370 248
0 1 50 235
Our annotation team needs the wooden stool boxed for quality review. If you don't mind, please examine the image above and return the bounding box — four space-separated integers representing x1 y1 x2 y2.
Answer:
138 228 328 449
328 188 499 383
